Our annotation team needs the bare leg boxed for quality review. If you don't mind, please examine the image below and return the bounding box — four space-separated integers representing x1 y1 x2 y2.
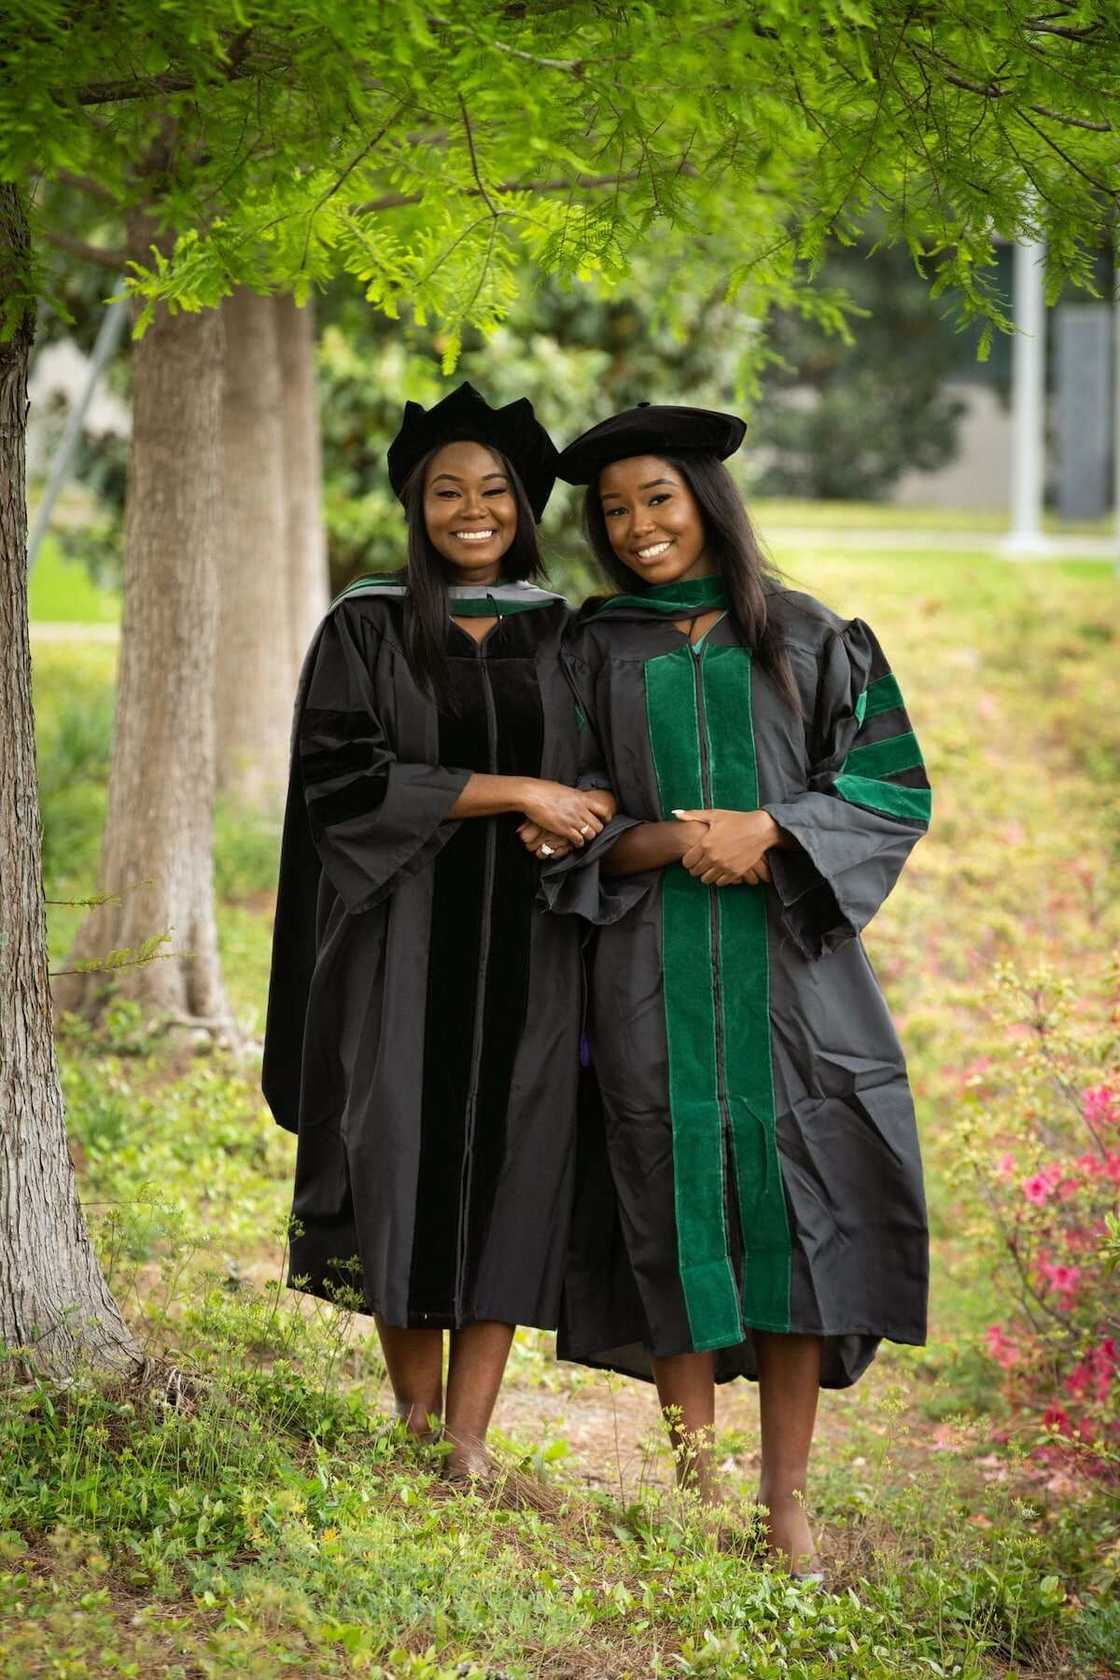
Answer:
443 1319 516 1476
375 1315 444 1439
651 1349 719 1504
755 1331 822 1572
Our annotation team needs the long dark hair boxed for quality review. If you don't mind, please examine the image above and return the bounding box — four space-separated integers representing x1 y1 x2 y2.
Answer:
400 446 545 706
583 453 799 711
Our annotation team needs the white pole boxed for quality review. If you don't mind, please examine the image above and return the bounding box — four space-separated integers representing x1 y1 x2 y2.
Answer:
1004 235 1050 558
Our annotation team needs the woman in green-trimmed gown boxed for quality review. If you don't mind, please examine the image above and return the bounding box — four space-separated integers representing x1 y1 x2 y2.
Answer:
528 403 931 1577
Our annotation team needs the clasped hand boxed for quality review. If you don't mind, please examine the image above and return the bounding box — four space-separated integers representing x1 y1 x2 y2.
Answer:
672 807 780 887
516 785 617 857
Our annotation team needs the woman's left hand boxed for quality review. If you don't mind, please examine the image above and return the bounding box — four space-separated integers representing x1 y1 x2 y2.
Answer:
517 788 617 862
672 808 781 886
517 820 573 860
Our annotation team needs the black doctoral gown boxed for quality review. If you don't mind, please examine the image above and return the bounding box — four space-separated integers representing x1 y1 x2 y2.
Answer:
543 581 931 1388
263 577 584 1331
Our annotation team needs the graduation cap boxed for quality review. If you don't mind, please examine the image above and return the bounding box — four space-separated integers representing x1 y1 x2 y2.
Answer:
557 402 747 486
386 381 560 522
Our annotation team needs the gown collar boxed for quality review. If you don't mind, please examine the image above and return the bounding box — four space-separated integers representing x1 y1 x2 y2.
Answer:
586 574 728 620
332 575 566 617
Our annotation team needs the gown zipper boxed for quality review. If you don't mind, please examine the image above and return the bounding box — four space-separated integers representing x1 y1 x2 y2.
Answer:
690 638 739 1292
454 637 498 1321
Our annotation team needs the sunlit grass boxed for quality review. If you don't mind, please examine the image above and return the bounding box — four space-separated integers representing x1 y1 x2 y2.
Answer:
27 532 121 625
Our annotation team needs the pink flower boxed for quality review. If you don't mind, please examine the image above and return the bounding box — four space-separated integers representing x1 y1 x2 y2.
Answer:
1076 1153 1103 1178
1106 1153 1120 1185
1082 1085 1117 1129
1023 1174 1051 1205
1041 1161 1064 1187
1066 1342 1116 1405
986 1325 1020 1369
1042 1403 1073 1437
1039 1262 1081 1307
1092 1337 1117 1367
996 1152 1016 1179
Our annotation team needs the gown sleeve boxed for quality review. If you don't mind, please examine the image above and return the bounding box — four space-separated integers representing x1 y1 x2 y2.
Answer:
762 617 931 960
537 648 654 927
297 604 471 915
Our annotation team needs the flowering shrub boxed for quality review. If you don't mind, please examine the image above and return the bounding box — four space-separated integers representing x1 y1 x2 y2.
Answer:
953 963 1120 1479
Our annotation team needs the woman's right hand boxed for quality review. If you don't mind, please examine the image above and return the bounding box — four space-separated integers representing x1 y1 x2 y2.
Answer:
518 782 614 846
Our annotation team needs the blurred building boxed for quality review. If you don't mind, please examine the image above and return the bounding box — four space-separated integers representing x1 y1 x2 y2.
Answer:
892 243 1115 518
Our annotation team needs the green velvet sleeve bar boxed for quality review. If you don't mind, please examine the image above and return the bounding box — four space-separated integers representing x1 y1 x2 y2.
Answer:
764 618 930 960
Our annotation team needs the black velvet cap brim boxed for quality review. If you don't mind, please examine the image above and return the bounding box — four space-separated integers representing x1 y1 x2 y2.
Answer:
557 404 747 486
386 381 560 522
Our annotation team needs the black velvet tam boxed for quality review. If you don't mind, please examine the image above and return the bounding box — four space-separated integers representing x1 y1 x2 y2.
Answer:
386 381 559 521
558 403 747 486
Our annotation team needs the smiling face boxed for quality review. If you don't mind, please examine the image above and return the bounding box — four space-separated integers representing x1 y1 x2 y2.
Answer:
423 440 518 582
598 455 713 586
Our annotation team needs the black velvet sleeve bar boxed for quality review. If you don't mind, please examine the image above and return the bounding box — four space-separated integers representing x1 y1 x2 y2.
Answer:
297 605 471 915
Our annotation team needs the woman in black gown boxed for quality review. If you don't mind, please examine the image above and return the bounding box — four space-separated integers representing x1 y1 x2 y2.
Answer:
533 404 930 1574
263 382 613 1478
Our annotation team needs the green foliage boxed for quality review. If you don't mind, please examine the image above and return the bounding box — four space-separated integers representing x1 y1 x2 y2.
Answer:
33 640 116 899
948 964 1120 1476
212 799 284 906
0 1308 1099 1678
751 239 974 499
4 2 1119 351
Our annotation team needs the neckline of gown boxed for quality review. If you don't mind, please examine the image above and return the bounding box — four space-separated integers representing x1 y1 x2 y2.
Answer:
331 574 565 617
585 574 728 620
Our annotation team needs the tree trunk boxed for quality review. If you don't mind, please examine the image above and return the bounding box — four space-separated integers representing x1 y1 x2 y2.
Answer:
275 294 329 689
215 288 292 804
54 236 231 1028
0 183 140 1376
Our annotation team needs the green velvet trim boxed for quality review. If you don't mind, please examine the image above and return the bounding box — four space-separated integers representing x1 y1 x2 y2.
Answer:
704 645 791 1333
446 595 548 617
842 729 924 780
854 688 868 726
574 703 588 733
645 647 743 1350
589 575 728 619
834 774 932 825
333 572 404 603
862 672 904 721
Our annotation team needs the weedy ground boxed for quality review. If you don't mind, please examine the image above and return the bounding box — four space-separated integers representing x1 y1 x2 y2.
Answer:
3 519 1118 1679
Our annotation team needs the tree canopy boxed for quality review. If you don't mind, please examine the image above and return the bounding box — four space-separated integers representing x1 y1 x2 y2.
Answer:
3 2 1118 355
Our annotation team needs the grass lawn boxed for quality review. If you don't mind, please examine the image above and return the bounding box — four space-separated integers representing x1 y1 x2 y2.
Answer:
27 534 121 626
5 533 1118 1679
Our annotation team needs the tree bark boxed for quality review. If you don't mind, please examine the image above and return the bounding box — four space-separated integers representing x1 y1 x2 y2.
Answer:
275 294 329 689
0 183 140 1377
54 223 231 1028
215 288 293 804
